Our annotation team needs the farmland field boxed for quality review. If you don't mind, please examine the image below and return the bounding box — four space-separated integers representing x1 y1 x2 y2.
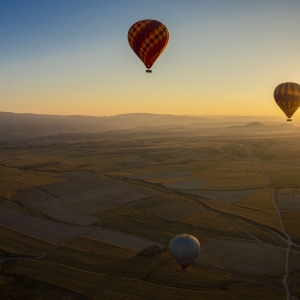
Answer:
1 130 300 299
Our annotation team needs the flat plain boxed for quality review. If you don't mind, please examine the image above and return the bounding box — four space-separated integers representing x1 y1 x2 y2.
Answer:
1 124 300 299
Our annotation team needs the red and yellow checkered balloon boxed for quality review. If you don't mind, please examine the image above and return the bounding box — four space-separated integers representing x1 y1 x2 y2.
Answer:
274 82 300 121
128 19 169 70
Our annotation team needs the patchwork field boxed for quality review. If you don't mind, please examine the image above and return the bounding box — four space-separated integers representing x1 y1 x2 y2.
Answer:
188 161 267 190
185 189 256 204
261 162 300 188
0 205 91 244
145 200 202 220
276 193 300 212
165 179 205 190
4 238 285 300
128 170 192 180
194 195 283 233
1 135 300 299
0 225 54 256
281 212 300 240
0 165 63 200
234 189 275 212
84 229 165 251
197 239 286 275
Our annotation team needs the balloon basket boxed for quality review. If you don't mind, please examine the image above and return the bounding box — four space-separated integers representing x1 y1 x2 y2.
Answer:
146 70 152 73
287 119 292 121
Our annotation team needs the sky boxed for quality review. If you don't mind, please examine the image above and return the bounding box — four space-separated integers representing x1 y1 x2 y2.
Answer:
1 0 300 118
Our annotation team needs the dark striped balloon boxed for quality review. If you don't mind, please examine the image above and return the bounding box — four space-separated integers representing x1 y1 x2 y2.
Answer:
128 19 169 71
274 82 300 121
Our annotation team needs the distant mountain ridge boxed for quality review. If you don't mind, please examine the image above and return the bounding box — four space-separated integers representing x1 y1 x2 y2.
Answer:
224 121 297 133
0 111 296 141
243 122 267 127
0 112 209 140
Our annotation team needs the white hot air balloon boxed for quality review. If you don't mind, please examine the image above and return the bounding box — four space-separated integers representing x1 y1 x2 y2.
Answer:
169 234 200 270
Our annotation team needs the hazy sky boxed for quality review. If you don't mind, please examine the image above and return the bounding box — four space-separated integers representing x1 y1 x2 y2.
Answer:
1 0 300 117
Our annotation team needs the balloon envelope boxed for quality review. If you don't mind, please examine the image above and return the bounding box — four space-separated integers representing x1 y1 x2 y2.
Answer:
169 234 200 270
128 19 169 70
274 82 300 121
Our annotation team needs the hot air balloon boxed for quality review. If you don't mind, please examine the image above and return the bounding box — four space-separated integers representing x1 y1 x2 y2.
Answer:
274 82 300 121
169 234 200 270
128 19 169 73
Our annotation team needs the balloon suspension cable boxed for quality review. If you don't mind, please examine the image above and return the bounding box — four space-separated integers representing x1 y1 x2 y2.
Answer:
287 118 292 121
146 69 152 73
